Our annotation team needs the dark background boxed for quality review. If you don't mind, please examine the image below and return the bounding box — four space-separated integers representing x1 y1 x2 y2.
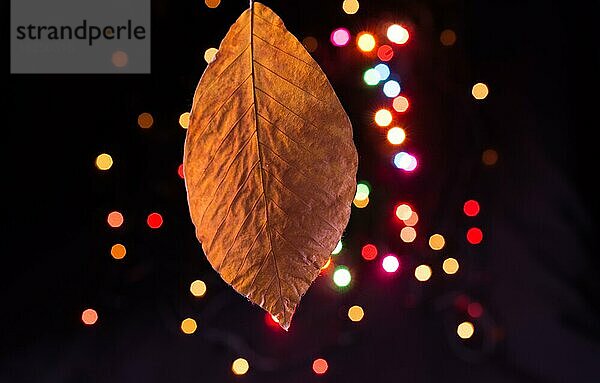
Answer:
4 0 599 382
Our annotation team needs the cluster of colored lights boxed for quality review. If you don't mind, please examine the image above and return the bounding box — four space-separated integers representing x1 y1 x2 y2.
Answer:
81 6 497 376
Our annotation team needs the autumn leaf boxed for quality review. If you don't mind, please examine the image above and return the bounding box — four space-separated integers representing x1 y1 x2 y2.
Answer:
184 1 358 330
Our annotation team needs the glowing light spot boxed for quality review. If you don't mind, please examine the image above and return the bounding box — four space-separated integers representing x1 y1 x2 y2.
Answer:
333 266 351 287
363 68 381 86
81 308 98 325
442 258 459 274
361 244 378 261
147 213 163 229
265 312 282 329
332 240 343 255
393 151 417 171
387 127 406 145
387 24 409 44
353 196 369 208
204 47 218 64
400 226 417 243
232 358 249 375
181 318 197 334
320 257 332 271
377 45 394 61
111 244 126 260
355 182 370 201
107 211 124 228
472 82 489 100
482 149 498 166
374 63 390 81
112 50 128 68
395 203 413 220
466 227 483 244
205 0 221 8
375 109 393 127
190 280 207 297
342 0 359 14
440 29 457 46
393 95 410 113
457 321 474 339
467 302 483 318
178 164 185 179
463 200 480 216
302 36 318 52
348 305 364 322
403 211 418 226
331 28 351 47
429 234 445 250
414 265 432 281
137 112 153 129
312 358 328 375
357 32 376 52
95 153 113 170
179 112 190 129
382 255 400 273
383 80 401 98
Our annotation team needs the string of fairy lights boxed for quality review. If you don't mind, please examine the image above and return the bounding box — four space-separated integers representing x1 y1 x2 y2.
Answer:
82 0 500 377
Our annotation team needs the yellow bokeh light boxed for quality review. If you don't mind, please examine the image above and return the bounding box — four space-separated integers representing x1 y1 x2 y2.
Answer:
472 82 489 100
482 149 498 166
400 226 417 243
205 0 221 8
374 109 393 127
348 305 364 322
442 258 459 274
415 265 432 282
137 112 154 129
440 29 457 46
111 244 126 260
457 321 475 339
353 196 369 208
179 112 190 129
204 47 218 64
342 0 360 14
387 127 406 145
181 318 197 334
190 280 207 297
357 32 376 52
232 358 249 375
395 204 412 220
429 234 445 250
302 36 318 53
95 153 113 171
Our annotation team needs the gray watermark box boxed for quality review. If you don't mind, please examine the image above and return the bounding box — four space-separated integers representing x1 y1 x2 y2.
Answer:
10 0 150 73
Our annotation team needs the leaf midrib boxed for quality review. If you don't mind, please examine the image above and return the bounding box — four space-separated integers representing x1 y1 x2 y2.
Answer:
249 0 285 320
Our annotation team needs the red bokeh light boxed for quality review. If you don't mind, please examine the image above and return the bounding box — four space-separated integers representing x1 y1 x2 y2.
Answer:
466 227 483 244
467 302 483 318
463 200 480 217
361 244 378 261
265 312 281 329
377 45 394 61
312 358 328 375
147 213 163 229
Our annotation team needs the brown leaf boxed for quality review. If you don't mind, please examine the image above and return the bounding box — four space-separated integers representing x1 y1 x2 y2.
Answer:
183 1 358 330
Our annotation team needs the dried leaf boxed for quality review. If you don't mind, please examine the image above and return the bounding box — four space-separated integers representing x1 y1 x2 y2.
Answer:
184 1 358 330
